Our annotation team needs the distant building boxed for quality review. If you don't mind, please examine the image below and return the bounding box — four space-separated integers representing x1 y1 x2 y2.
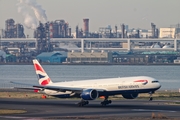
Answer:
174 57 180 64
159 28 176 38
4 19 25 38
139 29 152 38
124 29 152 38
6 54 16 62
67 51 112 63
0 50 6 62
36 51 67 63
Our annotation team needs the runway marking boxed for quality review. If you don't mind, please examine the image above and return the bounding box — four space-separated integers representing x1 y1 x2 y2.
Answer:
132 109 176 112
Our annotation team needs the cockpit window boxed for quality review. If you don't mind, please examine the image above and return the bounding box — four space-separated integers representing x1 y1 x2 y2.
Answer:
152 80 159 83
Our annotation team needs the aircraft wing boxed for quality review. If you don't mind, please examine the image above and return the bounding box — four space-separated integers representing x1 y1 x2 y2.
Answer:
11 81 106 93
33 85 106 93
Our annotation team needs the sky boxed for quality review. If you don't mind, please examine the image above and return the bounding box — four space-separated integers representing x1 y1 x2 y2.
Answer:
0 0 180 37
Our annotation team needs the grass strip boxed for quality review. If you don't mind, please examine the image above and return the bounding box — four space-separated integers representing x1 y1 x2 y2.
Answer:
0 109 27 115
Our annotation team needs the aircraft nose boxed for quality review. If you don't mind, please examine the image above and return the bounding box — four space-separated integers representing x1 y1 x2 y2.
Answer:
157 83 161 89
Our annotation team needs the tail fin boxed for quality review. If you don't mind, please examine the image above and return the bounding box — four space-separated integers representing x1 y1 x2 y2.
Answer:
33 59 53 86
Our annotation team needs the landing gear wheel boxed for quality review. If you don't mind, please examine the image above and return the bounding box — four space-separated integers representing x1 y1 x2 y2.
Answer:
78 100 89 107
149 97 153 101
85 101 89 105
101 96 112 106
78 103 83 107
101 100 112 106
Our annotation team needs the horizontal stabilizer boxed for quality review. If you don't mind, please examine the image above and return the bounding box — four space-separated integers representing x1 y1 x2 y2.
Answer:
14 87 41 91
10 81 35 86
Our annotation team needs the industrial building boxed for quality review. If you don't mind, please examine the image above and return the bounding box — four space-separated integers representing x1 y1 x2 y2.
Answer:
1 18 180 64
36 51 67 63
1 19 25 38
1 37 180 64
6 54 16 62
67 51 112 63
159 27 180 38
48 20 71 38
0 50 6 62
174 57 180 64
112 52 178 64
34 22 53 54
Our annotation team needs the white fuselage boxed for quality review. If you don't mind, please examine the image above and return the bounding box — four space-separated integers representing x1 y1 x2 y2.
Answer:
43 76 161 96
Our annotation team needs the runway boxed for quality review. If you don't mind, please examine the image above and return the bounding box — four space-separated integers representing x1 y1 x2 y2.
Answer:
0 98 180 119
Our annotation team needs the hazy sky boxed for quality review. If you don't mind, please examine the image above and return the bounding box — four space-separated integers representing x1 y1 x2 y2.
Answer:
0 0 180 37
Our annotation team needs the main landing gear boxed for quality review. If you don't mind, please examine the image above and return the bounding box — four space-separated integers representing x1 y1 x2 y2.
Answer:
101 96 112 106
78 99 89 106
149 91 154 101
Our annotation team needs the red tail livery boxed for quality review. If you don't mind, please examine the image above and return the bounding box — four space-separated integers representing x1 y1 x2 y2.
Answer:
33 59 52 86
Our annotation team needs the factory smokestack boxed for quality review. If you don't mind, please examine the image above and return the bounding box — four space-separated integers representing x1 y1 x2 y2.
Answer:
121 24 125 38
17 0 48 29
83 19 89 38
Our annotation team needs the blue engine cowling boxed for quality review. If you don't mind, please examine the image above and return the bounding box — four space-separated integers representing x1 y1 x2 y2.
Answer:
81 89 98 100
122 93 138 99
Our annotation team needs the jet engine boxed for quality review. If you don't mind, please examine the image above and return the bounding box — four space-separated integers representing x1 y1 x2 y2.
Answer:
81 89 98 100
122 93 138 99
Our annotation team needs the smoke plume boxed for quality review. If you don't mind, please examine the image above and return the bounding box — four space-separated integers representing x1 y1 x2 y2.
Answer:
17 0 48 29
17 3 37 30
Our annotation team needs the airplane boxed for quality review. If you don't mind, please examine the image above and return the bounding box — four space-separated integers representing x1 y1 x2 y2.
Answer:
11 59 161 106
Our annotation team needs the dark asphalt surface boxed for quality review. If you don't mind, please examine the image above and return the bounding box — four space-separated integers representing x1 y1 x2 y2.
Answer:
0 98 180 119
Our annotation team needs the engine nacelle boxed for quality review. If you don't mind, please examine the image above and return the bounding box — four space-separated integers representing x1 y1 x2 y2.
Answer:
81 89 98 100
122 93 138 99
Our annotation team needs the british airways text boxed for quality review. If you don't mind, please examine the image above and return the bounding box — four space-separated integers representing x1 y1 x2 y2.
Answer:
118 85 139 89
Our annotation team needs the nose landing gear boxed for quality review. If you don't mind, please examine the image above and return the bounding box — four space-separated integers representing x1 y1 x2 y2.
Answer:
149 91 154 101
